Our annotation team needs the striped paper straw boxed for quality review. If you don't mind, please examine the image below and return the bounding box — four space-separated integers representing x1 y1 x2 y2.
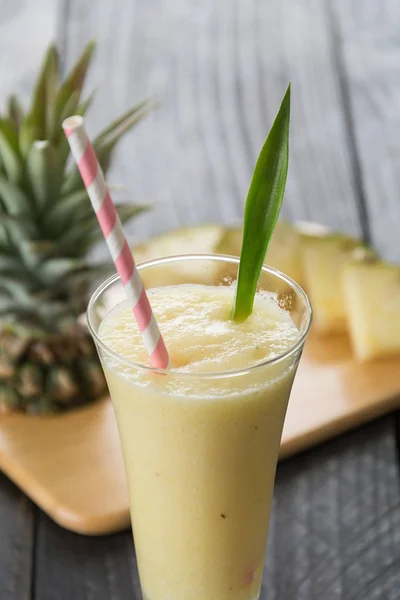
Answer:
62 116 170 369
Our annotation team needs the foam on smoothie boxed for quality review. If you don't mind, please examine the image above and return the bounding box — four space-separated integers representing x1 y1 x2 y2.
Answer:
99 284 299 376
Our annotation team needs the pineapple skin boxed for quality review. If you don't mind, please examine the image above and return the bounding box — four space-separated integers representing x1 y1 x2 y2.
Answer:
0 325 107 414
0 42 149 413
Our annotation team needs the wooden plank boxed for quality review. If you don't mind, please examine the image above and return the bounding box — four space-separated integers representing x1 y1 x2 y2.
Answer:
34 514 141 600
0 473 34 600
33 417 400 599
266 415 400 599
0 0 62 103
62 0 364 250
226 0 364 235
331 0 400 261
0 399 130 536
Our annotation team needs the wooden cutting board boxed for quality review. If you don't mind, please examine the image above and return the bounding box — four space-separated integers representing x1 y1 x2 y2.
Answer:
0 331 399 535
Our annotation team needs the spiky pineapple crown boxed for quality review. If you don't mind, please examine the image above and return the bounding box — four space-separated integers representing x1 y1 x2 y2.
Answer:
0 41 149 335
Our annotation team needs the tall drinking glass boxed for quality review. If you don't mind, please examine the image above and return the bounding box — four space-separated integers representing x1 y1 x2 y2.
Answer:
88 255 312 600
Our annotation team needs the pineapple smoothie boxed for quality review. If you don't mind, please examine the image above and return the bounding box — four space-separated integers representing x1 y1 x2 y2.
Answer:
97 283 303 600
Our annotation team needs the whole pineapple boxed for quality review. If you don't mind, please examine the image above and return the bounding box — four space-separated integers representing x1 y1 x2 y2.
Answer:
0 42 150 414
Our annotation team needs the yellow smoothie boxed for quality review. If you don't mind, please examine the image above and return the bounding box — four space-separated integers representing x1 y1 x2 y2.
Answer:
98 284 301 600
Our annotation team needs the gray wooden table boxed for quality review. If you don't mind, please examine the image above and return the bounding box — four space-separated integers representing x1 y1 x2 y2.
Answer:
1 1 400 598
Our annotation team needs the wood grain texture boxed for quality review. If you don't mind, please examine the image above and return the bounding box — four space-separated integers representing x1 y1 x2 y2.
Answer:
331 0 400 261
266 416 400 599
34 514 141 600
0 473 34 600
0 0 61 104
281 332 400 458
32 417 400 600
0 399 129 535
62 0 365 259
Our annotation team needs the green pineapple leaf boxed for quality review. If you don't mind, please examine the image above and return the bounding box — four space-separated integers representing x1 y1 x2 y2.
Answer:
6 96 24 130
19 240 54 269
19 115 41 158
0 254 25 273
0 277 35 305
0 117 20 154
55 41 95 127
76 88 98 117
44 48 60 140
0 130 22 184
56 90 82 165
38 258 86 286
26 141 63 211
0 216 38 256
59 165 83 197
0 177 32 217
94 100 152 174
28 44 59 139
116 202 151 224
94 99 151 146
85 203 149 250
61 103 151 196
233 84 290 321
59 90 80 127
0 298 24 315
55 220 98 257
44 189 92 235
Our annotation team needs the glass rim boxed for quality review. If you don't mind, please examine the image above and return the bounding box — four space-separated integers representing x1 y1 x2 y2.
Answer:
87 254 313 380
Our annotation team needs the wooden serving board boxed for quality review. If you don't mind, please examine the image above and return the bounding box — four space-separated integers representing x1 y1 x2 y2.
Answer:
0 331 399 535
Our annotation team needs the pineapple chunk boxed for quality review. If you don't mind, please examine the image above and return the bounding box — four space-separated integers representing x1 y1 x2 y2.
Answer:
217 221 304 285
134 225 223 262
343 260 400 361
133 225 224 287
301 234 371 334
216 227 242 258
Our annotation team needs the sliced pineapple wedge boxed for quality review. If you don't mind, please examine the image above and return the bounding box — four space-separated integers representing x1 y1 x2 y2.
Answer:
217 221 305 285
133 225 224 287
134 225 224 262
343 259 400 361
301 233 372 334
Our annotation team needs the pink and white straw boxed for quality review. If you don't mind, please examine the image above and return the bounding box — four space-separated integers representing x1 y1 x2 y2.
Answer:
62 116 170 369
